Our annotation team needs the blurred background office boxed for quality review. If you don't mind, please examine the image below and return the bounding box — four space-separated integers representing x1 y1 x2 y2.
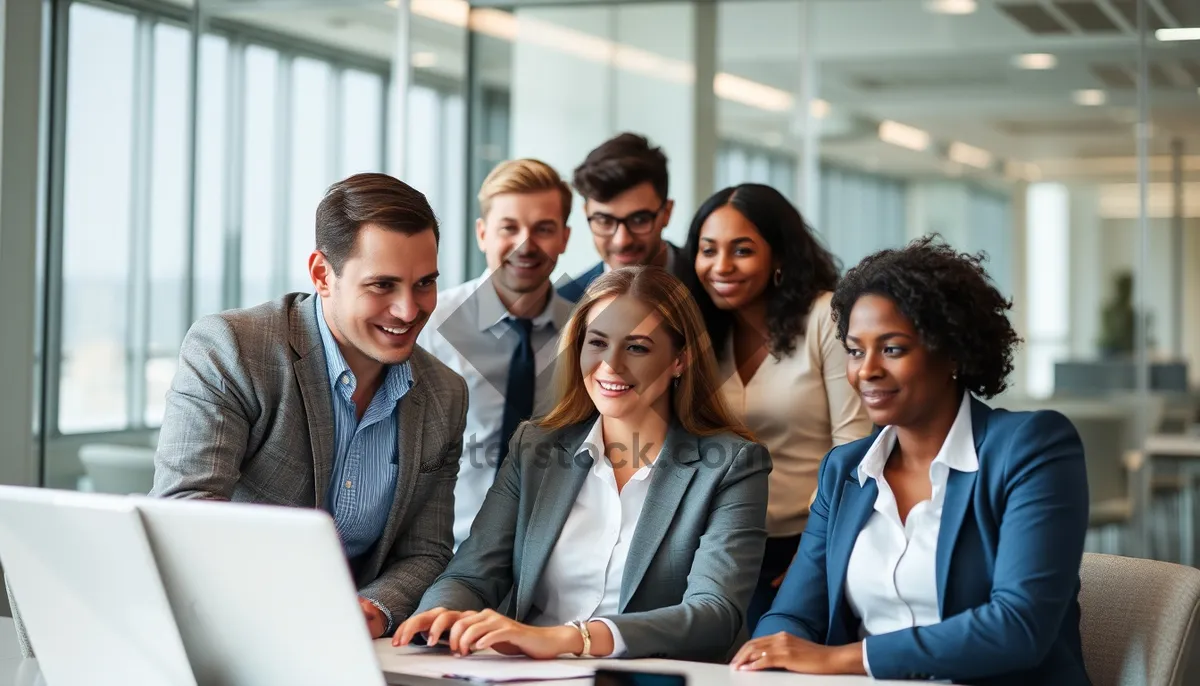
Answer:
0 0 1199 613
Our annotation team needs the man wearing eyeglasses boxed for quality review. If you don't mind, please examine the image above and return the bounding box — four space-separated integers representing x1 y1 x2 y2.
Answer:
557 133 686 302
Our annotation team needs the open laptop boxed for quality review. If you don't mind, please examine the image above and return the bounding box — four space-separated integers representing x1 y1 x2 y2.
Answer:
131 496 388 686
0 486 196 686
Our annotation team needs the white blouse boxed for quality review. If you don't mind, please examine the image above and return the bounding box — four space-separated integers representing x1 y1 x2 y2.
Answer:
529 418 658 657
844 392 978 673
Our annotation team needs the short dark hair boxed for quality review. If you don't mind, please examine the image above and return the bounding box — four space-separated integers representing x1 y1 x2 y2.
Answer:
315 173 439 274
830 235 1022 399
684 183 840 358
572 133 669 203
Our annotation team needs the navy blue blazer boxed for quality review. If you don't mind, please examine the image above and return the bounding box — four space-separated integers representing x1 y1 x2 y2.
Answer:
755 397 1090 686
556 242 690 303
556 262 605 303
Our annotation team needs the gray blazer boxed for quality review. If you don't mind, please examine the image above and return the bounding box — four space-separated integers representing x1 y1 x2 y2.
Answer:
150 292 468 627
415 419 771 662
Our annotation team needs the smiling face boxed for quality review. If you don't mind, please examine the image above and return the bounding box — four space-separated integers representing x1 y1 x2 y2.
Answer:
580 294 684 424
476 189 570 301
844 293 957 429
694 204 775 311
310 223 439 370
586 182 674 270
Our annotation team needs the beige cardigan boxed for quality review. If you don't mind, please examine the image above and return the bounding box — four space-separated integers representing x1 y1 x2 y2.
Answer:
717 291 873 537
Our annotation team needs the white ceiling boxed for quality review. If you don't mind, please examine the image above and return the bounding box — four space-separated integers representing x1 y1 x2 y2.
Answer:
201 0 1200 183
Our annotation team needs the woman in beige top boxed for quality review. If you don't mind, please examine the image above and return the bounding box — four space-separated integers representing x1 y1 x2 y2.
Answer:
683 183 872 631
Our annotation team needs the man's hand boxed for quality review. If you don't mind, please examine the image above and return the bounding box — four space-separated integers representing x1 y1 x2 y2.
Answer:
359 597 387 639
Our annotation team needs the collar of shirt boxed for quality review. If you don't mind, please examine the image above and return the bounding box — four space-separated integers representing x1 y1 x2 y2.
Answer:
473 273 572 334
855 392 979 488
575 417 655 483
314 295 414 404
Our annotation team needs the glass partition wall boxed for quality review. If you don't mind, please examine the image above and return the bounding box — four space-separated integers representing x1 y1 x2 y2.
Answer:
34 0 1200 562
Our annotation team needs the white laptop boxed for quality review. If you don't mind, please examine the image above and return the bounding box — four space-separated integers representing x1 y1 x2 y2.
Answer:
0 486 196 686
131 496 388 686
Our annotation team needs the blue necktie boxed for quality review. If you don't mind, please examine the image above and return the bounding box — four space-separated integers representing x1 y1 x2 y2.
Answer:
498 318 535 468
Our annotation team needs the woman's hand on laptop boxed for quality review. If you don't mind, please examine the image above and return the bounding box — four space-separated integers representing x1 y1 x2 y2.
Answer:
444 609 579 659
393 608 583 659
393 607 477 648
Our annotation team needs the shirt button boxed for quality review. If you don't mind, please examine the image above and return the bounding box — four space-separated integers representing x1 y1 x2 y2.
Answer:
342 376 351 385
345 480 353 488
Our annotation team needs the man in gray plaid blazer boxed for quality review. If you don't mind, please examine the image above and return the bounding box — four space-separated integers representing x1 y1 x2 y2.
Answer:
149 173 468 639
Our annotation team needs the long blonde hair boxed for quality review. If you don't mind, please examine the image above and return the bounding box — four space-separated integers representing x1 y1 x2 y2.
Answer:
538 266 754 442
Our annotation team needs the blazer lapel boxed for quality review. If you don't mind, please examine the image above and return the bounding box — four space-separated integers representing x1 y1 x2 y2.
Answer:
935 397 990 614
619 424 697 610
515 423 593 618
827 473 876 637
290 295 334 509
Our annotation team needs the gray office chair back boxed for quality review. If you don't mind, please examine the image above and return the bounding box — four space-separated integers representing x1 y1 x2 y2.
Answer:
1080 553 1200 686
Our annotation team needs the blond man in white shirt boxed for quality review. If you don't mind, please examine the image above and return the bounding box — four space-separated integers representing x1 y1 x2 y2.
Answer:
417 159 574 551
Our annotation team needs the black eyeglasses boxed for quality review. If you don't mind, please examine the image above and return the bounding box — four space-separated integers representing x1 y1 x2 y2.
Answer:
586 201 667 237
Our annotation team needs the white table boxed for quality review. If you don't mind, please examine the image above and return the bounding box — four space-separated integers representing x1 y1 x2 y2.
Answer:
0 617 909 685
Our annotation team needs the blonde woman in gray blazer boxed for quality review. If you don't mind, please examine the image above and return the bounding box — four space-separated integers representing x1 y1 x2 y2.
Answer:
394 266 771 663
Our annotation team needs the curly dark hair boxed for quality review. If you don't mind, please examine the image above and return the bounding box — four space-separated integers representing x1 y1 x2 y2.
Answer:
830 235 1022 399
683 183 840 358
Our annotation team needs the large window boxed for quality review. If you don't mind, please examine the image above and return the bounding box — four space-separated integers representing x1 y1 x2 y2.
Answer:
407 82 467 287
59 3 140 433
818 165 907 271
55 0 388 435
715 142 797 202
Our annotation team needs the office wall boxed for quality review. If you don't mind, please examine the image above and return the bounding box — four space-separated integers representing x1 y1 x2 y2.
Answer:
509 3 698 280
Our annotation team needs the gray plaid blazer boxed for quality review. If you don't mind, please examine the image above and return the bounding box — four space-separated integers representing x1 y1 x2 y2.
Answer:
149 292 467 628
415 419 771 662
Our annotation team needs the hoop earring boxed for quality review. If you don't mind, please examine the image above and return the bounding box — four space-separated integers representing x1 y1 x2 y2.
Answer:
773 269 783 287
673 373 681 389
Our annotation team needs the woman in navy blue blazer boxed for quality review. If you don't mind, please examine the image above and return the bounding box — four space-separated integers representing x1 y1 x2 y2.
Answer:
731 236 1090 685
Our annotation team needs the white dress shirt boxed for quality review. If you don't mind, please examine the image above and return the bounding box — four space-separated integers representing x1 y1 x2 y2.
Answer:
529 418 660 657
416 274 573 549
845 392 978 675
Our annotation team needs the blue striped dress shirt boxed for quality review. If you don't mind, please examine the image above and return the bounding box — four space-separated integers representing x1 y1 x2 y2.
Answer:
315 296 413 560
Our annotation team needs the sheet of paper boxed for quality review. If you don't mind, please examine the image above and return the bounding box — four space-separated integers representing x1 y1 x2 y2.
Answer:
379 649 594 683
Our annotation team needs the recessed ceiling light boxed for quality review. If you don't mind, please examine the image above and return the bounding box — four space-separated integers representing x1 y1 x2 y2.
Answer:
1073 89 1106 106
1156 28 1200 42
879 120 931 151
924 0 977 15
1013 53 1057 70
412 51 438 68
810 99 830 119
948 141 993 169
